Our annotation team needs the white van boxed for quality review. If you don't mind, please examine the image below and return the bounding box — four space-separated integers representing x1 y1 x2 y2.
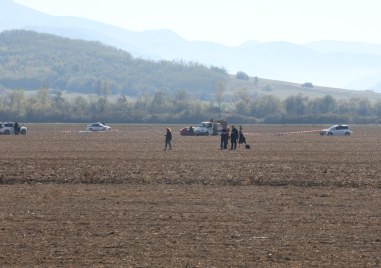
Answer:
194 121 223 136
0 122 27 135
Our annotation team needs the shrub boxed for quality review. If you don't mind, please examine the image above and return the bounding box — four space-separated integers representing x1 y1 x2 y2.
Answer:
235 71 249 81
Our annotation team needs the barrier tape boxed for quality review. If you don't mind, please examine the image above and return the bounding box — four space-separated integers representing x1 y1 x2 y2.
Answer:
60 129 160 134
59 129 323 136
244 129 322 136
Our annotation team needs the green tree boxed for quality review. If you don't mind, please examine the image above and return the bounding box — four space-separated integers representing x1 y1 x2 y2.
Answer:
117 94 128 106
373 100 381 116
254 76 259 85
102 81 112 103
349 97 371 116
135 93 150 112
284 94 308 116
149 91 171 114
173 90 191 113
302 82 314 88
71 96 89 118
235 71 249 81
320 95 336 113
53 89 65 109
251 95 282 118
8 89 26 116
234 87 251 114
307 95 336 114
95 80 112 114
215 80 225 116
34 87 52 113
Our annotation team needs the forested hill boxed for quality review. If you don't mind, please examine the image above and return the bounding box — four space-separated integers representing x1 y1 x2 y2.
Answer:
0 30 228 97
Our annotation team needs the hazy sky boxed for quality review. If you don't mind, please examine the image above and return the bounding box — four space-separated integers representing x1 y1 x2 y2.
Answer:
13 0 381 46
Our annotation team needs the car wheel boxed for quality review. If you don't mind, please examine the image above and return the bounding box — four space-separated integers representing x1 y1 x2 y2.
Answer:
20 129 26 135
4 130 10 135
345 132 350 136
327 132 333 136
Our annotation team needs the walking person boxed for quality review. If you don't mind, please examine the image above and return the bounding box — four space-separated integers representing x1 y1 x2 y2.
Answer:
238 125 246 148
220 126 229 149
230 125 238 150
164 128 172 150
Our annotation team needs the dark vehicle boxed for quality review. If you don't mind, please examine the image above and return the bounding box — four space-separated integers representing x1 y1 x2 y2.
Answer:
180 127 208 136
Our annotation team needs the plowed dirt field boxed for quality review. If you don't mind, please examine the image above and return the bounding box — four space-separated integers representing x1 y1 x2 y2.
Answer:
1 124 380 267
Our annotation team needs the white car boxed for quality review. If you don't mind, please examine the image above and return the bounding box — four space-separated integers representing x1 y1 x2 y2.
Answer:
320 124 352 136
194 121 223 136
0 122 27 135
86 122 111 131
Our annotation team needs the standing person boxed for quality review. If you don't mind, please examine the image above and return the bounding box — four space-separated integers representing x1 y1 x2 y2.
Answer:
238 125 246 148
220 126 229 149
230 125 239 150
164 128 172 150
14 122 19 134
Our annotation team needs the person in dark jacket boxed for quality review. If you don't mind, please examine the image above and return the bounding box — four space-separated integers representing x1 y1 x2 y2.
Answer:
238 125 246 148
189 125 194 135
164 128 172 150
230 125 239 150
220 126 229 149
14 122 20 134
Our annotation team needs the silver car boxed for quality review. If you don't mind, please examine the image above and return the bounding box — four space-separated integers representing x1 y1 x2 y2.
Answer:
86 122 111 131
320 124 353 136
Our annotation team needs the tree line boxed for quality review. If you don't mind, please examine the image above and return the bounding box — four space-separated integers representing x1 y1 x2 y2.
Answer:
1 87 380 124
1 30 380 124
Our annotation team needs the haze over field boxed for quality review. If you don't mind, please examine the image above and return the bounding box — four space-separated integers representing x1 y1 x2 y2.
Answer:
3 0 381 91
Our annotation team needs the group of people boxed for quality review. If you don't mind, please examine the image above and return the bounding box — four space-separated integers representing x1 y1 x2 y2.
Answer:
164 125 247 150
220 125 246 150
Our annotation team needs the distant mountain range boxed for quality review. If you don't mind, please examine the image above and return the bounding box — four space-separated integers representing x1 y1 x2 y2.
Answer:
2 0 381 92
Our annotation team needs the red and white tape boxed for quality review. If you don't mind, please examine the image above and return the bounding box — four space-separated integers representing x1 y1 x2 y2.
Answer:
244 129 322 136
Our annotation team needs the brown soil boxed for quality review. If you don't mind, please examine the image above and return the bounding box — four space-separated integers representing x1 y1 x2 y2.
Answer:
1 124 380 267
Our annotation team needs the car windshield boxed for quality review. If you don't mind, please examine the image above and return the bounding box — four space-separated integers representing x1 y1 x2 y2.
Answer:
200 122 212 127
